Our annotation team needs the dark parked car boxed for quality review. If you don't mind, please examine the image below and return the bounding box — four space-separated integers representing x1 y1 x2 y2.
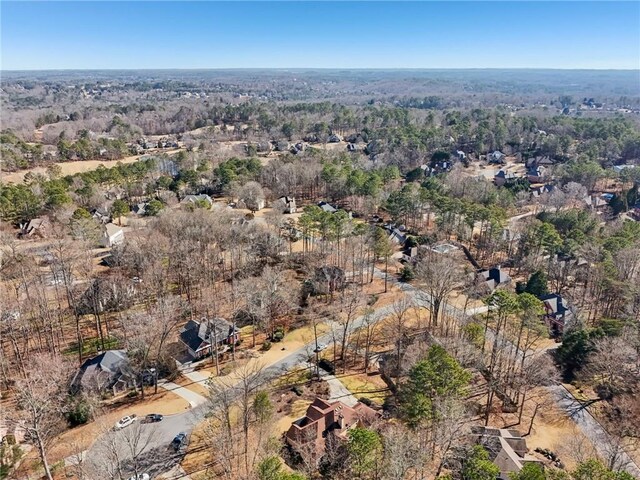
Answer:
171 432 187 452
144 414 163 423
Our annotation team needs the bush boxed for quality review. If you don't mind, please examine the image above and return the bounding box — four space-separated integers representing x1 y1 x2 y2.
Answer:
126 390 139 398
291 385 303 396
400 266 415 282
272 326 285 342
358 397 374 407
261 340 272 351
67 399 92 426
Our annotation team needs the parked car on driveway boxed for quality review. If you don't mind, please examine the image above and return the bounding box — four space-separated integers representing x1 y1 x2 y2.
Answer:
143 413 163 423
127 474 150 480
171 432 188 452
114 415 137 430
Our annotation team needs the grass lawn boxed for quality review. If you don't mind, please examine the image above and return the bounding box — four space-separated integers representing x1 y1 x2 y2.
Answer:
336 372 389 404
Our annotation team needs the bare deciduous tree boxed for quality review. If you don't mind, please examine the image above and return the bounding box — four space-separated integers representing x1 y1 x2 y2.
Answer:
415 251 461 330
10 353 72 480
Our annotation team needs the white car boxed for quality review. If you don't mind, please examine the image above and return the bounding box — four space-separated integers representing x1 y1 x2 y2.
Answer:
128 474 150 480
114 415 137 430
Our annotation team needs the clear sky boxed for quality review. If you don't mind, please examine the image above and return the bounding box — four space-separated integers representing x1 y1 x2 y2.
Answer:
1 1 639 70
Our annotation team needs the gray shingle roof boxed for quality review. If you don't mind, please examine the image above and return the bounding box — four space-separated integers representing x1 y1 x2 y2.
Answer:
180 318 238 352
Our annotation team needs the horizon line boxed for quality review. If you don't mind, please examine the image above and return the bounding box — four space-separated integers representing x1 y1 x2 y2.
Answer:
3 67 640 72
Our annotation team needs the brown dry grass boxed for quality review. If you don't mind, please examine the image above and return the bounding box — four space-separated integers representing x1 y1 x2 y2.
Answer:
1 149 182 184
483 386 596 471
48 388 190 463
336 371 389 404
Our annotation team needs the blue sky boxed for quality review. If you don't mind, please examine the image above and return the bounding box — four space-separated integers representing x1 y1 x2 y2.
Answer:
1 1 639 70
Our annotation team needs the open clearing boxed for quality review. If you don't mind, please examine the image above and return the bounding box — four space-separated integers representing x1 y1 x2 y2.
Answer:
1 148 182 184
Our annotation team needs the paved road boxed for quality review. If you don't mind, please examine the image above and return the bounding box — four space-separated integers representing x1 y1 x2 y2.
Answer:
548 385 640 477
375 268 640 477
84 299 398 479
85 266 639 478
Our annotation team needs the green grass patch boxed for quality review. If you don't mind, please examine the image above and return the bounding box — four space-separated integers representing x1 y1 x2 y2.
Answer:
64 336 119 357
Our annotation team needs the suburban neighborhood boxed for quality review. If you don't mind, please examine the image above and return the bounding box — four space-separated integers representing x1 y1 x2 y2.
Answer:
1 3 640 480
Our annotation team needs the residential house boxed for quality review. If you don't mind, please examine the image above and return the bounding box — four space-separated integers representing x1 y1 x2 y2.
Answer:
285 398 378 462
100 223 125 248
181 194 213 208
429 159 453 175
179 318 240 360
242 197 265 211
582 194 608 210
346 143 361 152
71 350 135 395
345 133 365 144
526 166 547 184
317 201 352 218
364 140 383 157
318 201 337 214
401 245 418 262
20 218 49 238
539 293 574 335
91 208 111 224
473 426 543 480
531 184 555 197
290 142 306 154
132 203 148 215
476 267 511 293
494 170 517 187
272 140 290 152
526 156 555 169
247 142 272 154
387 227 407 245
105 187 125 200
613 164 636 174
277 196 297 214
488 151 506 165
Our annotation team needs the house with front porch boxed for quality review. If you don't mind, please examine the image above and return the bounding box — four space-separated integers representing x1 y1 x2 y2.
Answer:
179 318 240 360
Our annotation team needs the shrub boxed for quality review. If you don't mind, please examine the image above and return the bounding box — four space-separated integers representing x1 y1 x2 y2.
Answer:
400 265 415 282
261 340 272 351
67 399 92 426
272 326 285 342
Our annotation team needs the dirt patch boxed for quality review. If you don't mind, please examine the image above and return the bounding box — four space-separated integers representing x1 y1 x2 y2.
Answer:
1 149 181 184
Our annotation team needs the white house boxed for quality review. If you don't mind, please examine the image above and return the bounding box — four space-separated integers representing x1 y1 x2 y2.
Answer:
100 223 124 248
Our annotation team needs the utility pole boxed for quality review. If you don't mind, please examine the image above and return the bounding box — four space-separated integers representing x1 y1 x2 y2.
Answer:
312 318 320 381
211 318 220 376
